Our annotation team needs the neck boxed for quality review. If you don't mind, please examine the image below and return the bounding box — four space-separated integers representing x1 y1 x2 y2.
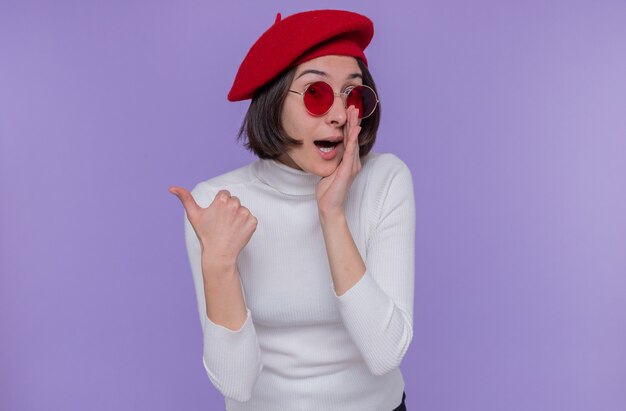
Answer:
253 158 320 196
276 153 303 171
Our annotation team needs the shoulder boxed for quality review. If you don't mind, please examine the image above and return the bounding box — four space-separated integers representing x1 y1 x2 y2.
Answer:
357 154 415 232
355 152 415 219
190 162 260 208
360 152 413 187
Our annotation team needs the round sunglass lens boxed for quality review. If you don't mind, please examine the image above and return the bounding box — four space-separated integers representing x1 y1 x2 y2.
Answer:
303 82 334 116
347 86 377 119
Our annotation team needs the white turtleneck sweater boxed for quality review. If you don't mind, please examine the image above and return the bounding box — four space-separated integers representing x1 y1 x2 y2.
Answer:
183 152 415 411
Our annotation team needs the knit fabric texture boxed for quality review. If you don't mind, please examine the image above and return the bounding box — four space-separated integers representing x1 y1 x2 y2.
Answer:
227 9 373 101
183 153 415 411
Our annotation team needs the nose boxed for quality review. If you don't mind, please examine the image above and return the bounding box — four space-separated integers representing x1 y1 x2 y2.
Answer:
325 94 347 127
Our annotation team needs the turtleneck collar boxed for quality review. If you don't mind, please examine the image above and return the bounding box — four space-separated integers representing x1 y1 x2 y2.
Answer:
253 158 321 196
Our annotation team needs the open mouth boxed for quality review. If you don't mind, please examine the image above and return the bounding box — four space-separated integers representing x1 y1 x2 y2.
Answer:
314 140 341 153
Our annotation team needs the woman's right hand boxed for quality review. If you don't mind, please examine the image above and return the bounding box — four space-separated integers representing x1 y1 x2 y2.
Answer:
169 187 258 265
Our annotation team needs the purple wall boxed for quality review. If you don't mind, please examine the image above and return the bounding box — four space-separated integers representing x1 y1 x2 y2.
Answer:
1 1 625 410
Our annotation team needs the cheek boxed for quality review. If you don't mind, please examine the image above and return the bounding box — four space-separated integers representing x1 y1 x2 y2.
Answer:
282 108 317 143
281 104 301 139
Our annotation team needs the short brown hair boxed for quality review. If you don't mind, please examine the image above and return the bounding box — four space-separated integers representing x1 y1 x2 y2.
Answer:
237 59 380 159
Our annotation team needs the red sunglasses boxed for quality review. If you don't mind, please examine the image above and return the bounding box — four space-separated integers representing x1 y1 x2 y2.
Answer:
288 81 379 119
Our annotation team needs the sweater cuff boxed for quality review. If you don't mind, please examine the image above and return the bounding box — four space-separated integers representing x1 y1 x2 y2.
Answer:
203 309 254 341
333 271 385 307
201 308 262 401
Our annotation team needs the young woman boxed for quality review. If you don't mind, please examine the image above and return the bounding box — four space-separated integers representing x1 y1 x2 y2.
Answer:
169 9 414 411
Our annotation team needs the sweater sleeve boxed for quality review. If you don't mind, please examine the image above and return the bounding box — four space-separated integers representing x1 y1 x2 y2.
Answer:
183 183 263 402
334 157 415 376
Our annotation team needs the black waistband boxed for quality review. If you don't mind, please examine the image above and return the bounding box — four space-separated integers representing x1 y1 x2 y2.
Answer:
391 391 407 411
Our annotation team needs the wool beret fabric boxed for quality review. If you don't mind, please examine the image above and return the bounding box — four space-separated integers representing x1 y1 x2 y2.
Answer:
227 9 374 102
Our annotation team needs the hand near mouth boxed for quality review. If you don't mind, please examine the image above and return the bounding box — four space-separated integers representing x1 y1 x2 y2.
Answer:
315 106 366 296
315 105 362 219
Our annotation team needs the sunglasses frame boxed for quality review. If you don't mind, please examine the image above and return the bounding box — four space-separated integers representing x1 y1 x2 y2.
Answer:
288 81 379 119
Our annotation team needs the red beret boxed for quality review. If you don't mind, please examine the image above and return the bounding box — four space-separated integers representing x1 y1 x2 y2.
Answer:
227 9 374 102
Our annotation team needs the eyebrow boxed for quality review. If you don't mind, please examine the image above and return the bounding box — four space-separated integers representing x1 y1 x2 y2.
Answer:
295 69 363 81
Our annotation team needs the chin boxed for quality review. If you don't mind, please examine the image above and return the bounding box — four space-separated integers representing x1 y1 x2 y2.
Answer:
307 161 340 177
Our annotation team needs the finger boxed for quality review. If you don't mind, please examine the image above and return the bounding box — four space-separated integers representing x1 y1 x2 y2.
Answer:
248 215 258 231
354 138 362 172
343 107 351 141
168 186 201 214
345 108 361 171
346 108 359 155
229 195 241 209
238 205 250 217
239 206 258 230
352 107 359 135
353 127 362 169
352 109 361 155
346 105 359 135
346 101 359 122
214 189 231 204
335 107 357 178
347 105 356 132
